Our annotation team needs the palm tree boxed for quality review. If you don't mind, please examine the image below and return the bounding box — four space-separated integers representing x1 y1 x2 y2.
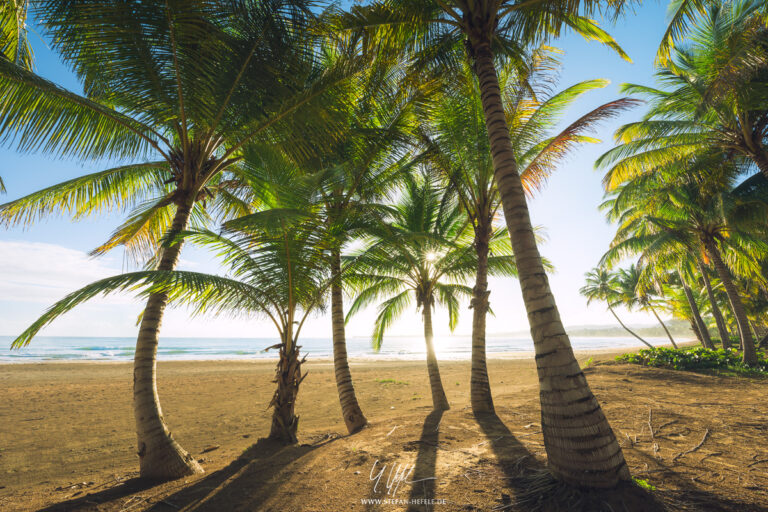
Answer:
676 265 715 348
10 167 334 446
0 0 32 192
287 62 420 434
423 48 637 413
336 1 635 486
580 267 654 349
614 265 679 349
601 158 768 364
0 0 31 67
346 173 517 411
697 258 732 348
1 1 364 480
601 0 768 190
657 0 767 65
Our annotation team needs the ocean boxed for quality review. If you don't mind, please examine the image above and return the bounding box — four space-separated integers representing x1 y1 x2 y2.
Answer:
0 334 671 362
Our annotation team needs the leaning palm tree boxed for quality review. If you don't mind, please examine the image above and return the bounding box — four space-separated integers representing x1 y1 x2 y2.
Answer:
422 47 638 413
346 173 517 411
697 259 732 347
675 264 715 348
11 149 339 445
580 267 654 349
615 265 679 349
335 0 635 487
1 0 365 480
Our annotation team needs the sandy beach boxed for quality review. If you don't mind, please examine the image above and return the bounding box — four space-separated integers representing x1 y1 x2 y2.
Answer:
1 351 767 511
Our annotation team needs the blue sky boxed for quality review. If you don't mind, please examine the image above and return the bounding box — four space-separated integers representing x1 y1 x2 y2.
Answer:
0 2 675 340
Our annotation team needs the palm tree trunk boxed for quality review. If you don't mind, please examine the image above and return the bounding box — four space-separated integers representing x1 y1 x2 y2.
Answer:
649 306 678 349
680 271 713 349
689 319 703 344
698 259 731 349
703 238 758 365
269 332 304 444
330 249 367 434
134 200 203 480
471 41 629 488
608 307 654 349
470 223 494 414
423 302 449 411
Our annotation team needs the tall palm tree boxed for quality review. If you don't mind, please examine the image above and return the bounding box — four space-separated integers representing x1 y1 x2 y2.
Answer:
580 267 654 349
291 62 420 434
10 158 335 445
423 48 637 413
346 173 517 411
1 0 364 480
336 1 635 486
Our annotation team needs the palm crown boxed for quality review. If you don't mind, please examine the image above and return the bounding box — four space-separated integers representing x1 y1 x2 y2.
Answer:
346 171 518 349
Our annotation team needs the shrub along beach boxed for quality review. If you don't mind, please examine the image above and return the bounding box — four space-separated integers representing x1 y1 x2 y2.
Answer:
1 1 767 511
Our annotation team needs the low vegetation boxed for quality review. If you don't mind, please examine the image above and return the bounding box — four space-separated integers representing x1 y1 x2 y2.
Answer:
617 347 768 375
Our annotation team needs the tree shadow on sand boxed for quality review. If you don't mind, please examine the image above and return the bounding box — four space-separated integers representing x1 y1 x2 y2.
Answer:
404 409 443 512
360 410 444 512
631 447 768 512
474 411 664 512
36 477 158 512
143 436 338 511
36 436 337 512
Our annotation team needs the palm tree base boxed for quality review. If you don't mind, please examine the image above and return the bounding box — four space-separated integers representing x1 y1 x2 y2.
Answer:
341 409 368 434
137 434 204 481
507 467 657 510
470 399 494 415
470 377 495 414
268 345 303 444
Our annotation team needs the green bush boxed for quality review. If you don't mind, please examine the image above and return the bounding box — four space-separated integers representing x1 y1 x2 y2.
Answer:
617 347 768 374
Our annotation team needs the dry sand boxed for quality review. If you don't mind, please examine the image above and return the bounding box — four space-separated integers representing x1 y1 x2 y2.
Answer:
1 351 767 511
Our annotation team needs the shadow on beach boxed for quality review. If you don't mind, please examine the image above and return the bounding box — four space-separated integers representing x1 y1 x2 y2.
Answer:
35 436 335 512
473 410 665 512
146 436 336 511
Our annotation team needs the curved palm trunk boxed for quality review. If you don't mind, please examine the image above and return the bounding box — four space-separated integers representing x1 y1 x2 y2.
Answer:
269 332 304 444
423 303 450 411
134 200 203 480
607 307 654 349
704 238 758 365
649 306 678 349
472 42 629 488
330 250 367 434
698 260 731 349
680 272 713 349
470 223 494 413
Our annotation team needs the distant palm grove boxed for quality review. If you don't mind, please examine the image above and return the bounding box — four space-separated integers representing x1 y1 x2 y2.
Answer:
1 0 767 493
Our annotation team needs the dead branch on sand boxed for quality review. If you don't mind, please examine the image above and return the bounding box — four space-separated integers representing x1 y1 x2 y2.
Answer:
673 428 710 462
